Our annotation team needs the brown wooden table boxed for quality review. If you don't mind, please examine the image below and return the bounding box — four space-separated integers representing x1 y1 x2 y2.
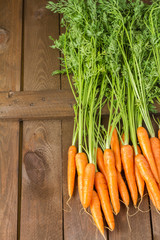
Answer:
0 0 159 239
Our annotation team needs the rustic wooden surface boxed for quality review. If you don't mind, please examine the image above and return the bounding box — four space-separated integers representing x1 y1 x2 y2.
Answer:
0 0 159 240
0 0 22 239
0 89 159 120
20 0 62 239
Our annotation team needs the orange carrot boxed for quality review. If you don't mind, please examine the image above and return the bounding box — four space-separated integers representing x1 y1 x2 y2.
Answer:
95 172 115 231
68 145 77 198
137 145 141 155
137 127 159 184
146 184 157 209
117 171 130 207
76 152 88 204
121 145 138 206
83 163 95 208
111 128 122 172
135 154 160 211
90 190 104 237
150 137 160 182
158 129 160 140
135 165 145 199
134 145 145 199
97 147 108 183
104 149 120 215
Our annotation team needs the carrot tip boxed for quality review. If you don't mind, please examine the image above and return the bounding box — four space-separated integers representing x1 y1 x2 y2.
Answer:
63 197 72 213
155 208 160 215
119 199 128 208
104 226 113 232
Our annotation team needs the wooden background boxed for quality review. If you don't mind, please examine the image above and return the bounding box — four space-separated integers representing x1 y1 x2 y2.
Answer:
0 0 159 239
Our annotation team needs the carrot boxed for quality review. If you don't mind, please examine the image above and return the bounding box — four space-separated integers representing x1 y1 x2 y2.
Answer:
90 190 104 236
146 184 157 209
76 152 88 204
121 145 138 206
68 145 77 198
104 149 120 215
95 172 115 231
158 129 160 140
117 171 130 207
135 154 160 211
83 163 95 208
135 165 145 199
137 145 141 155
150 137 160 183
134 145 145 198
137 127 160 184
97 147 108 183
111 127 122 172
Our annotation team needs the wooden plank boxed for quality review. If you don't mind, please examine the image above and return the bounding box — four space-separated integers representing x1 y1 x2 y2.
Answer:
21 121 62 239
62 119 108 240
0 89 107 120
0 90 159 120
0 122 19 240
150 118 160 240
0 0 22 239
0 89 75 120
20 0 63 239
109 195 152 240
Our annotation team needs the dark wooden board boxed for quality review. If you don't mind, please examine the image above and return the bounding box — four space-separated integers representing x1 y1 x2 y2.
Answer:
20 0 63 239
21 120 62 239
109 194 152 240
0 89 108 120
0 0 22 239
0 90 159 120
150 118 160 240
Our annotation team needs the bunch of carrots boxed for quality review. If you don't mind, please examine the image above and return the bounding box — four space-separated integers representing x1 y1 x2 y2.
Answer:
47 0 160 237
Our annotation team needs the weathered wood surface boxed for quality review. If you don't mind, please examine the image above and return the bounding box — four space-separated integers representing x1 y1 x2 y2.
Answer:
0 0 160 239
0 89 108 120
20 0 63 239
0 89 159 120
0 0 22 239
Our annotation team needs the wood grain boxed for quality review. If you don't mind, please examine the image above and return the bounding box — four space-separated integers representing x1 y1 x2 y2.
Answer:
0 90 159 120
23 0 60 91
21 121 62 240
109 193 152 240
20 0 63 239
0 89 75 120
0 0 22 239
0 122 19 240
0 89 109 120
